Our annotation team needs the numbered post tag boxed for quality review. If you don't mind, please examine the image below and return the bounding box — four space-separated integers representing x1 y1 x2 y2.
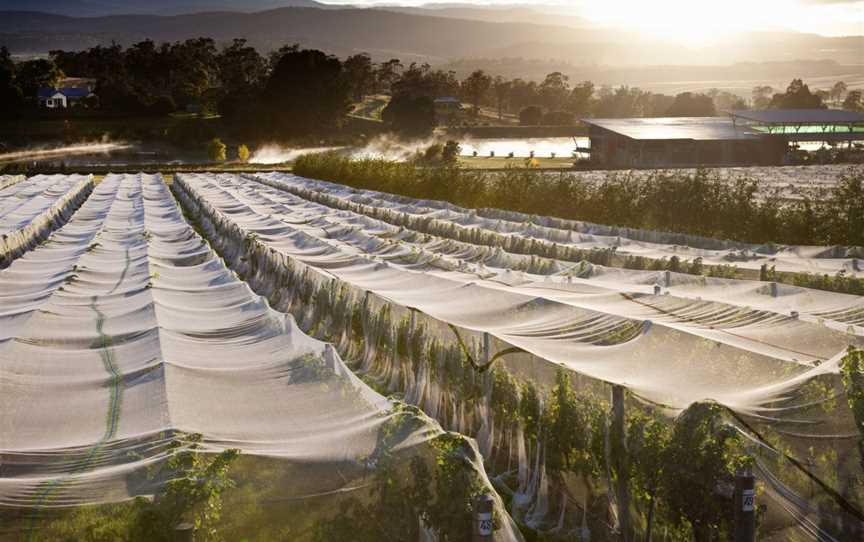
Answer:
477 512 493 536
742 489 755 512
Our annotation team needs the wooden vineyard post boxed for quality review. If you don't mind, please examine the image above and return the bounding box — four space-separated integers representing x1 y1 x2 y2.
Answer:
611 384 631 542
173 522 194 542
474 493 495 541
734 466 756 542
482 332 491 366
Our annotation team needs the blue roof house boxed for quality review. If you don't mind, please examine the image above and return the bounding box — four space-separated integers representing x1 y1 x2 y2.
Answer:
37 87 96 109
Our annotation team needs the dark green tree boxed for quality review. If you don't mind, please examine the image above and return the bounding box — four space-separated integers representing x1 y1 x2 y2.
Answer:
168 38 219 109
261 48 351 138
840 347 864 471
218 39 267 97
769 79 825 109
375 58 403 93
538 71 570 111
382 94 436 137
15 58 63 99
752 85 774 109
392 62 459 99
567 80 595 117
0 46 23 118
344 53 376 101
843 90 863 111
492 76 511 119
461 69 492 116
508 78 539 113
441 140 461 164
665 92 717 117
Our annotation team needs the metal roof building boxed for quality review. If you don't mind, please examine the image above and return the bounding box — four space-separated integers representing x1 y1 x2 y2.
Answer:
581 110 864 168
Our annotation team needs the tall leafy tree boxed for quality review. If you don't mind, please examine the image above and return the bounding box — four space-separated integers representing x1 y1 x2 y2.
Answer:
665 92 717 117
461 69 492 116
262 48 351 138
0 46 23 118
15 58 63 99
843 89 862 111
492 76 511 119
568 80 595 117
508 78 539 113
392 62 458 99
538 71 570 111
381 94 435 137
375 58 402 94
751 85 774 109
168 38 219 108
218 39 267 96
343 53 375 101
769 78 825 109
831 81 848 106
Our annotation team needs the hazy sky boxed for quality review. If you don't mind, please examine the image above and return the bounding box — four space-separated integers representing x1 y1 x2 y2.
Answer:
321 0 864 38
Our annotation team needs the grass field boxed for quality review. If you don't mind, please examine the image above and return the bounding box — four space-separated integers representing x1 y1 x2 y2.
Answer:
458 155 576 169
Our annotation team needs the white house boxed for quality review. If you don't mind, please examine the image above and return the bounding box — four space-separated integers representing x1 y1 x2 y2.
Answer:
37 87 95 109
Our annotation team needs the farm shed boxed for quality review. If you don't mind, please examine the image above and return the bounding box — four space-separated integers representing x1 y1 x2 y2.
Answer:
582 109 864 168
582 116 780 168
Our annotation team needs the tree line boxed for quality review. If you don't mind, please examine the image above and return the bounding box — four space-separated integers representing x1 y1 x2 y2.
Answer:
1 39 860 141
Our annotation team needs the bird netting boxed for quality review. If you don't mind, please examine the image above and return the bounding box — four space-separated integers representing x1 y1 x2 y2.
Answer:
0 173 522 542
0 176 24 193
0 174 93 269
171 171 864 539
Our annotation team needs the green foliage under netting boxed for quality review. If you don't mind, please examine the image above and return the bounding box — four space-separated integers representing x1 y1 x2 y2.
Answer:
293 153 864 248
30 434 239 542
289 155 864 295
171 173 864 540
22 408 496 542
314 406 490 542
841 347 864 471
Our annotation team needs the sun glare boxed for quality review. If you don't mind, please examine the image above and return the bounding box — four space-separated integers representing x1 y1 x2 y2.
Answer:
580 0 793 46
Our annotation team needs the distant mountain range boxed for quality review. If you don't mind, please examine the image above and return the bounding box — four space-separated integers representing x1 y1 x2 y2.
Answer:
1 4 861 70
0 0 327 17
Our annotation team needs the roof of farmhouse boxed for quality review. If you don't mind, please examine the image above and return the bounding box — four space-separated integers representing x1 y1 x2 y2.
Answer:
728 109 864 125
36 87 92 99
581 117 761 141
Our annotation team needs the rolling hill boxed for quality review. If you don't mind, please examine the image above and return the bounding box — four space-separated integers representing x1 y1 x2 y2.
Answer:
0 0 326 16
0 6 861 68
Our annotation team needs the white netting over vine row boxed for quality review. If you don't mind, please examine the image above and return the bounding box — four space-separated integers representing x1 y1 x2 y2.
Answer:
0 174 93 268
178 172 862 412
0 173 521 541
173 171 863 537
257 171 862 278
0 175 24 193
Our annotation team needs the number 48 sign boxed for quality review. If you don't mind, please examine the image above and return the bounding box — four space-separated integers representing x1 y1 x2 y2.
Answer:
742 489 755 512
477 512 494 536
